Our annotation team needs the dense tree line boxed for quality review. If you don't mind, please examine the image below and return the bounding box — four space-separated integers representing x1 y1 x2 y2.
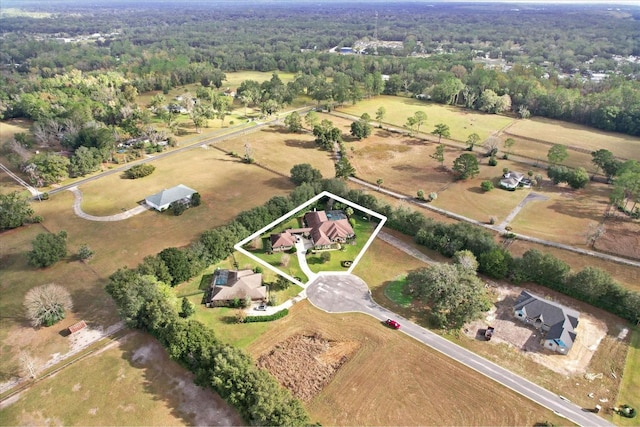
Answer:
299 179 640 324
2 2 640 136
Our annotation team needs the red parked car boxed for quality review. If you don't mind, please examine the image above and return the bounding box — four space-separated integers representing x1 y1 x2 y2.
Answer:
385 319 401 329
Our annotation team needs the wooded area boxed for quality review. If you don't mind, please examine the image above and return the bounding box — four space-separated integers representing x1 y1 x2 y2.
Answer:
1 1 639 138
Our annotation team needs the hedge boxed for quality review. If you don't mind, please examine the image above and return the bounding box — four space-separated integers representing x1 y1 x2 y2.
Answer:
244 308 289 323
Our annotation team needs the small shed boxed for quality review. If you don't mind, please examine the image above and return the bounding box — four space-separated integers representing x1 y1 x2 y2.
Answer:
68 320 87 334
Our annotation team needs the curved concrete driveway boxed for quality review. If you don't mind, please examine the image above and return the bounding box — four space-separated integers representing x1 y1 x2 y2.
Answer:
69 187 149 221
306 274 613 427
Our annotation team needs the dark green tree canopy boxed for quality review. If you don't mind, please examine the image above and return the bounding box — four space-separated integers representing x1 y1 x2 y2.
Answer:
28 231 68 268
0 191 35 230
406 263 491 329
290 163 322 186
452 153 480 179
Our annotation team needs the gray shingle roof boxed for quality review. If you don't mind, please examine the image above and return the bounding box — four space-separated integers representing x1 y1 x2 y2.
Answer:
514 291 580 350
145 184 196 208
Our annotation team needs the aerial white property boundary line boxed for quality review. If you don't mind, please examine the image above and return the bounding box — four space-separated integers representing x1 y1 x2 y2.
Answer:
235 191 387 287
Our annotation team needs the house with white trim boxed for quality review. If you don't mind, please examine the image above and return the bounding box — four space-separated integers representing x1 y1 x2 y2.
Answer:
513 291 579 355
500 171 531 190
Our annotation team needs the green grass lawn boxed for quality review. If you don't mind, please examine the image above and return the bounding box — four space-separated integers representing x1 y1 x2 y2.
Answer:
339 95 514 143
305 218 375 273
384 276 412 307
173 255 304 349
616 328 640 426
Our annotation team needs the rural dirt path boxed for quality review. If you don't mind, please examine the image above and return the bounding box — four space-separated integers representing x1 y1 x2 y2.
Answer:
497 191 549 231
349 177 640 268
68 186 150 221
376 230 436 264
305 274 614 427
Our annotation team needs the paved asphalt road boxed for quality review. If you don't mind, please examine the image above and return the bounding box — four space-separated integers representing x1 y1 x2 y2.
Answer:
306 274 614 427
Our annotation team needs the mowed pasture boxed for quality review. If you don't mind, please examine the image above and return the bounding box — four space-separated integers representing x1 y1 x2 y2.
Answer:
0 332 243 426
506 117 640 161
0 152 293 381
339 95 514 142
247 301 566 427
216 125 336 179
326 108 638 256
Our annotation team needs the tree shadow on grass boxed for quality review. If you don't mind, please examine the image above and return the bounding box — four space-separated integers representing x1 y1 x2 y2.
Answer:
467 187 486 194
284 139 316 149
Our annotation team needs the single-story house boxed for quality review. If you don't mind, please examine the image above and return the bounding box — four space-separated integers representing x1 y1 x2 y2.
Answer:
206 269 267 307
513 290 580 355
270 231 297 252
500 171 525 190
304 210 355 249
145 184 197 211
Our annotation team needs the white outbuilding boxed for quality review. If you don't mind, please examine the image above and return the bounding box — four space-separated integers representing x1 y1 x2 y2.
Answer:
145 184 197 211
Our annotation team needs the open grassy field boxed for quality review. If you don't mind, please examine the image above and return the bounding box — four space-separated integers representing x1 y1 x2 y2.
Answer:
615 328 640 426
507 180 612 249
246 301 566 426
0 153 294 382
78 144 293 216
339 95 515 143
217 125 336 179
0 331 243 426
506 117 640 161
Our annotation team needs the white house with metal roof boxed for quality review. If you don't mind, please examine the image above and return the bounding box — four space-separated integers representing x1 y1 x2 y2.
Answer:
145 184 197 211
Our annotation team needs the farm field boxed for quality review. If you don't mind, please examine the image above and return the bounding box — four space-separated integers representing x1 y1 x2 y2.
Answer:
0 331 243 426
338 95 514 143
246 301 566 427
508 180 613 249
216 125 336 179
506 117 640 161
0 156 293 383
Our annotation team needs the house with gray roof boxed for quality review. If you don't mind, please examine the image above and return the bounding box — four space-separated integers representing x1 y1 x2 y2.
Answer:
513 290 579 355
500 171 526 190
145 184 197 211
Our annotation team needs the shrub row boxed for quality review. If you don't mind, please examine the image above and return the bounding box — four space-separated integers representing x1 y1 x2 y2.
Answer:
106 270 308 425
244 308 289 323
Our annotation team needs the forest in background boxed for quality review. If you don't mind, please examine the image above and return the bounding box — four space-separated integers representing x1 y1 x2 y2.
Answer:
1 1 639 138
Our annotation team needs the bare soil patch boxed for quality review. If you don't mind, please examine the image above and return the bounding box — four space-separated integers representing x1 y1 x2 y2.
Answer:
463 284 607 377
1 331 243 426
594 216 640 260
257 333 359 402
